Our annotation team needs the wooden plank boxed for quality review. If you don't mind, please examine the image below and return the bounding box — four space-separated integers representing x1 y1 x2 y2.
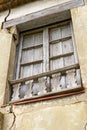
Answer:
22 46 43 64
22 44 43 50
20 33 34 78
33 47 43 61
3 0 84 29
49 35 72 44
43 28 49 72
20 65 33 78
64 55 75 66
34 31 43 46
62 39 73 54
49 26 61 41
9 63 79 85
20 30 43 77
61 22 71 37
49 20 70 30
50 52 74 60
23 33 34 48
50 58 64 70
21 59 43 66
33 32 43 75
16 35 23 79
33 63 43 75
61 22 75 67
49 25 63 70
43 28 51 91
21 49 30 64
50 27 62 57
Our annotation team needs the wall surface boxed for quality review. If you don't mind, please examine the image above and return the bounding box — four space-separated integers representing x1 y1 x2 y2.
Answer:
0 0 87 130
0 30 13 104
0 112 3 130
71 0 87 86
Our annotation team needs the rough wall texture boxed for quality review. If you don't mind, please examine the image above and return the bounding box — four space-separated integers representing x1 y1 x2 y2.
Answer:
71 0 87 87
0 29 13 104
0 0 87 130
0 112 3 130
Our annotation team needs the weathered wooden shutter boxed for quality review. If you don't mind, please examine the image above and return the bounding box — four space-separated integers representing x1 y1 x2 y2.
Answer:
17 31 43 78
49 21 81 91
11 20 82 101
49 21 75 70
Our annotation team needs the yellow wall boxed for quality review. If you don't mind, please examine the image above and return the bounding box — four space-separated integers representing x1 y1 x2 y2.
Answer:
71 0 87 87
0 0 87 130
0 112 3 130
0 30 13 104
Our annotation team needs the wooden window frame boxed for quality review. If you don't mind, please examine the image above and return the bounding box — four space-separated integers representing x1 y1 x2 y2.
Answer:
9 20 84 104
16 20 78 79
5 0 85 104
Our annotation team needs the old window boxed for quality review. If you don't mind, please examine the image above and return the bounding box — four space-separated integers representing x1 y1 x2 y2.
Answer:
10 20 82 102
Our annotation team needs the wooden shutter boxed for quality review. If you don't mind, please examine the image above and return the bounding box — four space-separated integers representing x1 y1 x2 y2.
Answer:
12 20 82 101
49 21 81 90
17 31 43 78
49 21 76 70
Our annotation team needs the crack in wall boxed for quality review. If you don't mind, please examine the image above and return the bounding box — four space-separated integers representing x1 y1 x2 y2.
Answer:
4 8 11 22
2 7 11 29
9 105 16 130
9 100 87 116
1 99 87 130
2 0 14 29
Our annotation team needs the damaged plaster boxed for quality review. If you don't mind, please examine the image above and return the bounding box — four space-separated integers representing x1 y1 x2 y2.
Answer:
1 95 87 130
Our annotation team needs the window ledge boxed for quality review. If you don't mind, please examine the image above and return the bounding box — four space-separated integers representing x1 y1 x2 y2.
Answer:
10 87 84 105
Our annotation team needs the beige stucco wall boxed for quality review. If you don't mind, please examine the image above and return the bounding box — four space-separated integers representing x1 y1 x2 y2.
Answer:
71 0 87 87
0 112 3 130
0 0 87 130
0 30 13 104
2 101 87 130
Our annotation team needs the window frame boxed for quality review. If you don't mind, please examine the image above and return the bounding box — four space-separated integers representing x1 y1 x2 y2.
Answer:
5 0 85 104
9 19 84 104
16 20 78 79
